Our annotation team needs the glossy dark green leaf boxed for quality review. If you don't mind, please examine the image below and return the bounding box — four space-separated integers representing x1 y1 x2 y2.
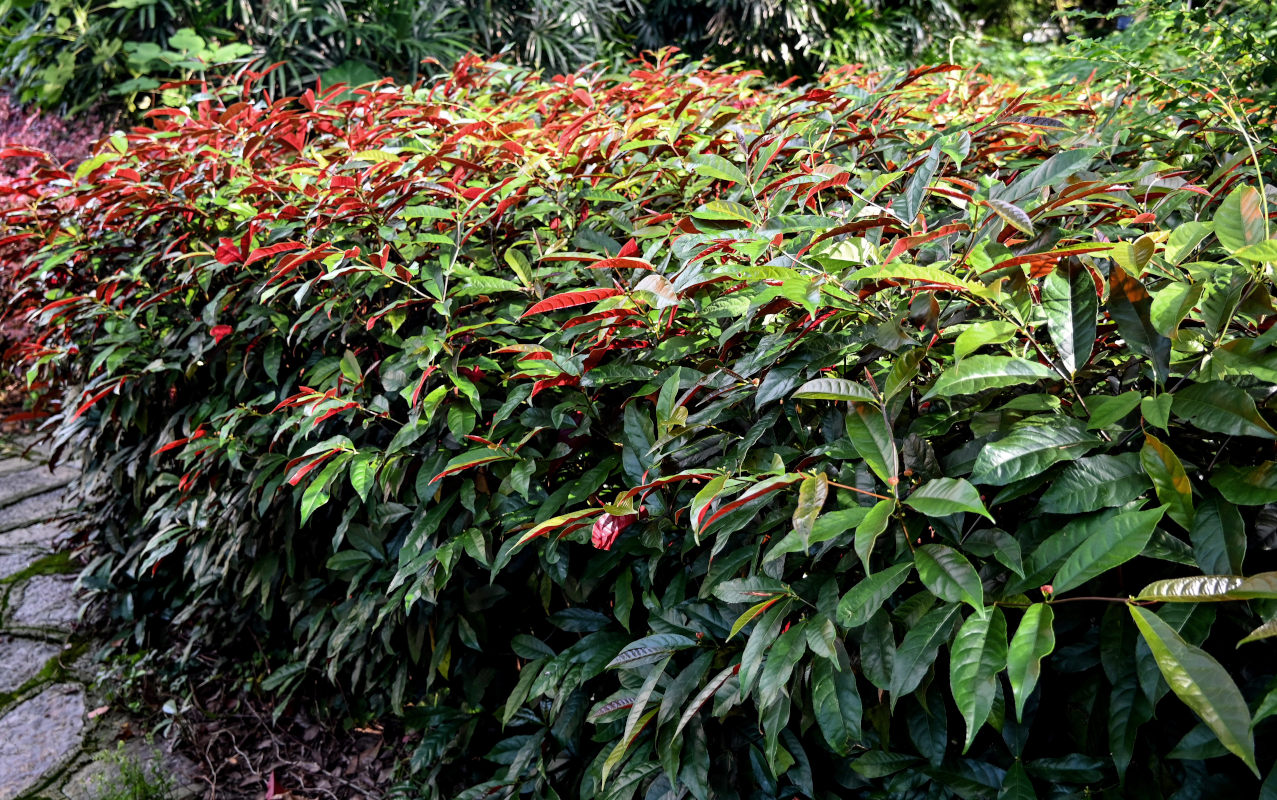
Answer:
915 544 984 608
1084 391 1142 430
1037 453 1149 514
970 419 1100 486
950 607 1008 751
890 603 961 701
922 355 1055 400
838 561 913 629
1136 572 1277 602
1173 381 1277 440
792 377 876 402
998 761 1037 800
845 402 898 486
1051 505 1165 594
1109 669 1154 779
1209 462 1277 505
1190 497 1246 575
811 656 862 756
904 477 993 520
854 498 894 570
1130 605 1258 775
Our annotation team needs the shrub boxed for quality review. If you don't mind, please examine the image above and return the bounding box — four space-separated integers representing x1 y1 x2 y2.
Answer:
14 52 1277 798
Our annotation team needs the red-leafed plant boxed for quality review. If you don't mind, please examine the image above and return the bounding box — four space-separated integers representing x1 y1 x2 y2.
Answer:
12 49 1277 799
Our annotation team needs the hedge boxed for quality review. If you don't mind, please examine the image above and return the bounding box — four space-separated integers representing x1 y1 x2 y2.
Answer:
9 52 1277 798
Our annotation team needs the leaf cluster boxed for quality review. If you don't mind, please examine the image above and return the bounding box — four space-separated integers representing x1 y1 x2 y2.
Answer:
10 50 1277 798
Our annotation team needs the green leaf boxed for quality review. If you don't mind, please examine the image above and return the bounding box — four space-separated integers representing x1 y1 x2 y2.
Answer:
1051 505 1164 594
326 549 372 571
811 656 863 756
837 562 913 629
1140 434 1195 529
954 320 1018 360
1110 234 1156 275
792 377 876 402
923 355 1055 400
1042 261 1097 377
915 544 984 609
854 498 895 570
847 263 985 294
712 576 791 604
1085 391 1142 430
950 607 1008 751
1150 281 1204 338
728 597 782 641
1130 605 1258 775
348 452 378 503
1190 497 1246 575
1037 453 1150 514
1214 185 1266 254
899 142 940 223
1136 572 1277 602
845 402 898 486
1233 239 1277 263
790 473 827 547
987 198 1034 235
1109 670 1155 779
607 634 697 669
1007 604 1055 721
692 200 758 224
1141 393 1173 430
970 419 1100 486
998 761 1038 800
1165 221 1212 266
1239 618 1277 646
1173 381 1277 439
688 153 749 185
890 603 961 701
904 477 992 520
1209 462 1277 505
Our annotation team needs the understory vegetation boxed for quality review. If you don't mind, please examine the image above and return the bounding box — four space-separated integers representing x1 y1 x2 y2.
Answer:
3 0 1277 797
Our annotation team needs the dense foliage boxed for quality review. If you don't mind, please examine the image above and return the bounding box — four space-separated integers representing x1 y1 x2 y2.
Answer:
10 47 1277 798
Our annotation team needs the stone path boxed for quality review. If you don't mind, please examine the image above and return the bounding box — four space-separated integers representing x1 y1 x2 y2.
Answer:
0 435 200 800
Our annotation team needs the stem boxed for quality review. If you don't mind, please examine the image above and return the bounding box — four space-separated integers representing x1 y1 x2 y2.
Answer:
826 480 892 501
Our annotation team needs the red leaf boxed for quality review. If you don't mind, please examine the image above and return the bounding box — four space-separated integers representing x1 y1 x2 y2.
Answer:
215 238 243 265
587 257 653 271
211 324 233 343
699 475 802 535
521 288 624 318
287 449 341 486
245 241 306 266
591 513 637 550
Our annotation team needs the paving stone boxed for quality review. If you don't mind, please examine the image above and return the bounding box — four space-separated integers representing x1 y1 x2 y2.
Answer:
0 491 64 533
8 575 80 630
0 549 42 581
0 466 76 510
0 683 85 800
0 522 64 549
0 636 61 695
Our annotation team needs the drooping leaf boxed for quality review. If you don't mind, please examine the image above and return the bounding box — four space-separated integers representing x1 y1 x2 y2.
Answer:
1130 606 1258 775
1140 434 1195 529
1108 266 1170 384
1042 261 1097 376
845 402 898 486
1007 604 1055 721
811 655 863 756
1189 497 1246 575
889 603 962 702
854 498 895 570
950 607 1008 751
